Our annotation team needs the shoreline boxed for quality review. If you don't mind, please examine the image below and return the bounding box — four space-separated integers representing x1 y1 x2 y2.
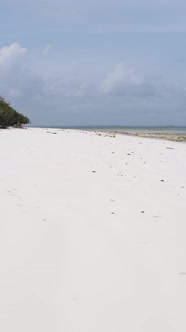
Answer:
82 129 186 142
28 126 186 142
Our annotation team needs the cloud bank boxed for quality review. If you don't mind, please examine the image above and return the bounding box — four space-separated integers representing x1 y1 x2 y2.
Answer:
0 42 186 125
0 0 186 125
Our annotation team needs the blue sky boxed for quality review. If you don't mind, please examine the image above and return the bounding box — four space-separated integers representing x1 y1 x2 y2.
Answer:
0 0 186 125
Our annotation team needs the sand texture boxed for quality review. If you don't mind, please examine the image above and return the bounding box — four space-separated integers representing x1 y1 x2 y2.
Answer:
0 128 186 331
89 129 186 142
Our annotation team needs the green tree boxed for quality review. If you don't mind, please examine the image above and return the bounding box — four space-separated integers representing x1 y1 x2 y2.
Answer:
0 96 30 128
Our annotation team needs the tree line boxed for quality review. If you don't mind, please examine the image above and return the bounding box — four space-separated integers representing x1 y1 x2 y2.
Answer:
0 96 30 128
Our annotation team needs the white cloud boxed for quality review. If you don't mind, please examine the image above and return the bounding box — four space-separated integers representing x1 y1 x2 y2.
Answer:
0 43 44 105
43 43 52 56
101 63 143 94
0 43 27 66
100 63 169 99
0 42 185 125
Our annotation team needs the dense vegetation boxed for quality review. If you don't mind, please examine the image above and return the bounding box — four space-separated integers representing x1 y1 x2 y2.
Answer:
0 96 30 128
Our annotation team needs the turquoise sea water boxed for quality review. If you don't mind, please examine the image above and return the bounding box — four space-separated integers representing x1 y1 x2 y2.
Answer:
36 125 186 134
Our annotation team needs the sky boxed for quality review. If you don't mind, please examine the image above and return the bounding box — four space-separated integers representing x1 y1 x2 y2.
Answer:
0 0 186 126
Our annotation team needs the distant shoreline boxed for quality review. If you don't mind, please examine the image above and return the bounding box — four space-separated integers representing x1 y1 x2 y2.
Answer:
30 125 186 131
29 125 186 142
89 129 186 142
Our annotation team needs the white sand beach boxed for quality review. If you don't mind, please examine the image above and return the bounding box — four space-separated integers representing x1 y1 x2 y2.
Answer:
0 127 186 331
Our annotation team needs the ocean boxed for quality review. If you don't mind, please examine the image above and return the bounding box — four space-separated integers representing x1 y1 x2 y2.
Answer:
35 125 186 135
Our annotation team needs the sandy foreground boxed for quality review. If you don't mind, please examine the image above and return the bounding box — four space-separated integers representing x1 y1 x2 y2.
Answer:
0 127 186 331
